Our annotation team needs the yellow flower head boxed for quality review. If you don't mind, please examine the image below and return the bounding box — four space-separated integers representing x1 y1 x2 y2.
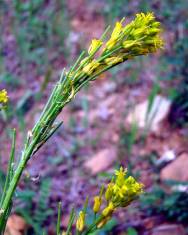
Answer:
104 167 143 207
76 211 85 232
111 22 123 39
82 60 100 75
122 12 164 53
115 167 127 187
88 39 103 55
0 89 8 104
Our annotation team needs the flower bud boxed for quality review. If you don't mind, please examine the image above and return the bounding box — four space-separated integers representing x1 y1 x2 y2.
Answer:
93 196 102 213
82 60 100 75
102 202 115 217
0 89 8 104
76 211 85 232
105 183 114 201
88 39 103 55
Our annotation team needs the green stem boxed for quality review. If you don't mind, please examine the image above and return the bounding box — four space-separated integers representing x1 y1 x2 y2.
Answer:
0 129 16 207
82 215 104 235
56 202 62 235
0 133 40 229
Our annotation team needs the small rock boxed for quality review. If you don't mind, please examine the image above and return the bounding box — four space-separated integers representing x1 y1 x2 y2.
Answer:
171 184 188 192
126 95 171 132
98 105 113 121
5 214 27 235
84 148 117 175
143 216 163 230
160 153 188 182
152 224 186 235
156 149 176 166
102 81 117 94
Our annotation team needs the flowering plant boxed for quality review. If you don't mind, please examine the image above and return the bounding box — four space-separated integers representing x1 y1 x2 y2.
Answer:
73 167 143 235
0 12 163 234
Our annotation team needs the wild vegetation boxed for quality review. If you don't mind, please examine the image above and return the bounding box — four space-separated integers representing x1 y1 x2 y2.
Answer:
0 1 188 234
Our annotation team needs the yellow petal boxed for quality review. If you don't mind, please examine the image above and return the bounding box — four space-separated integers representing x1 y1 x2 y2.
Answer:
93 196 102 213
82 60 100 75
0 89 8 104
111 21 123 39
102 202 115 217
76 211 85 232
88 39 103 55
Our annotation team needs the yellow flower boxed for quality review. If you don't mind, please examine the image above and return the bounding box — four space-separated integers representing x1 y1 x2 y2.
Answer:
93 196 102 213
105 182 114 201
88 39 103 55
135 12 155 25
105 56 123 66
82 60 100 75
105 39 116 50
121 12 164 55
145 36 164 48
0 89 8 104
76 211 85 232
115 167 127 187
111 22 123 40
104 167 143 207
106 21 123 50
102 202 115 217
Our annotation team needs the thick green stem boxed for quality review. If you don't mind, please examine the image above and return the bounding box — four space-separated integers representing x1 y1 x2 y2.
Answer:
0 129 16 208
0 134 40 230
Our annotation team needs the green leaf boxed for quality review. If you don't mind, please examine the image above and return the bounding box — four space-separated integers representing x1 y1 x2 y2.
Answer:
127 227 138 235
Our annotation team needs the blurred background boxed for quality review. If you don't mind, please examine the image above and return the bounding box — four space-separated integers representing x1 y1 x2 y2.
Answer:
0 0 188 234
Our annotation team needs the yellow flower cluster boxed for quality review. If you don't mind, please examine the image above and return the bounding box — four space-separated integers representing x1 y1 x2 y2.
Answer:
93 167 143 228
107 167 143 207
75 167 143 233
78 12 163 79
0 89 8 105
122 12 163 54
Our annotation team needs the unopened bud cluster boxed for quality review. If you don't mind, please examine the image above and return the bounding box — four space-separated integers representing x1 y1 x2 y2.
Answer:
67 12 163 92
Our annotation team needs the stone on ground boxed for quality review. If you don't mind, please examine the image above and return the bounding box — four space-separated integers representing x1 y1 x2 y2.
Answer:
84 148 117 175
152 224 186 235
160 153 188 182
126 95 171 132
